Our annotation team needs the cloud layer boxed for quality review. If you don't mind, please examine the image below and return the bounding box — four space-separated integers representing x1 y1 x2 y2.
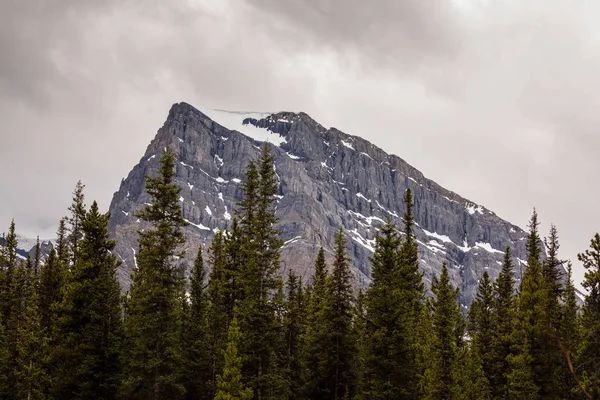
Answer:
1 0 599 285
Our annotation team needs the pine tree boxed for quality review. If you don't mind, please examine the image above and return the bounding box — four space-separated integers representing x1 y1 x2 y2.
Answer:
575 233 600 399
421 263 463 400
12 264 50 400
68 180 86 266
556 263 581 399
396 189 424 399
538 224 567 398
215 318 253 400
121 148 188 399
300 248 330 399
468 271 494 387
208 230 231 398
363 219 414 399
0 313 10 399
353 289 368 400
283 271 304 399
53 201 123 399
507 210 546 400
324 228 356 400
56 217 70 266
184 246 212 400
0 220 18 324
489 246 516 399
236 145 284 400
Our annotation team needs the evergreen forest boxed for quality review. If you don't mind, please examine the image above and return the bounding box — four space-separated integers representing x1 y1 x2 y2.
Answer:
2 146 600 400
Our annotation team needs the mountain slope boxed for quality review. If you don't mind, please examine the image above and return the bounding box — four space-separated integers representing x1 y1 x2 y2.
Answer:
107 102 530 306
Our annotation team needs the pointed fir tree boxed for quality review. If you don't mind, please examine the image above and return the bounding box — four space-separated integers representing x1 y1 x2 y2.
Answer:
507 210 546 400
121 148 188 399
215 318 253 400
236 145 284 400
324 228 356 400
489 246 516 399
421 263 463 400
396 189 424 399
575 233 600 399
352 288 368 400
538 224 567 398
183 246 212 400
556 263 581 399
468 271 495 387
0 220 18 324
208 230 231 398
300 247 331 399
0 313 9 399
283 270 305 400
68 180 86 267
363 219 414 400
52 201 123 400
56 217 70 266
12 265 50 400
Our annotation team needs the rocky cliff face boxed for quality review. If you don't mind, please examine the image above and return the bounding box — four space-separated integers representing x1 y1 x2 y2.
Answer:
107 102 531 307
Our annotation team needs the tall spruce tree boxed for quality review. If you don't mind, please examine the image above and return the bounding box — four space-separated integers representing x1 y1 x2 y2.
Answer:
0 220 18 324
489 246 516 399
575 233 600 399
208 230 230 398
121 148 187 399
236 145 284 400
324 228 356 400
468 271 495 388
183 247 212 400
0 313 9 399
556 263 581 399
11 262 49 400
283 270 305 400
363 219 413 399
421 263 463 400
507 210 546 400
538 224 567 399
68 180 86 266
53 201 123 400
300 248 330 399
215 318 253 400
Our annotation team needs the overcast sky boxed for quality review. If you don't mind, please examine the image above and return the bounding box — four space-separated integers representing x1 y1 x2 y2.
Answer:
1 0 599 286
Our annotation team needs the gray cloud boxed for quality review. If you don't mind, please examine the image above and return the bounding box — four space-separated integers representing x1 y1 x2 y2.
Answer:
1 0 599 287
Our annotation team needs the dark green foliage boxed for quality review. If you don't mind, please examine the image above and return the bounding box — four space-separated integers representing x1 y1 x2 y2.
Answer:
215 318 253 400
56 217 70 265
121 148 188 399
556 263 581 399
489 246 515 399
208 230 231 398
235 145 284 400
183 247 212 400
68 180 86 266
468 271 494 387
362 219 416 399
421 263 463 400
12 263 49 400
283 271 305 399
576 233 600 399
300 248 330 399
325 228 356 400
53 201 123 400
507 210 546 400
0 220 18 324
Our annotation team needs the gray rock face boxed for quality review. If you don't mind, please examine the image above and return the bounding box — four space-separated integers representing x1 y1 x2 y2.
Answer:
107 102 531 307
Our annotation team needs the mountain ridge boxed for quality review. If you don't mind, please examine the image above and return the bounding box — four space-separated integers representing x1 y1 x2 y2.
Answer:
105 101 532 306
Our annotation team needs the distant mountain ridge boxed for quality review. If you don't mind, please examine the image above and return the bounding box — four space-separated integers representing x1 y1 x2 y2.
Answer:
104 102 535 307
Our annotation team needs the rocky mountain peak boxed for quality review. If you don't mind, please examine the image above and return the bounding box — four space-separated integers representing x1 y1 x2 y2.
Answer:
107 102 533 306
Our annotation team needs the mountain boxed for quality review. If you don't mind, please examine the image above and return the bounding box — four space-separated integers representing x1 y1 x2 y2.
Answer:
107 102 531 307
